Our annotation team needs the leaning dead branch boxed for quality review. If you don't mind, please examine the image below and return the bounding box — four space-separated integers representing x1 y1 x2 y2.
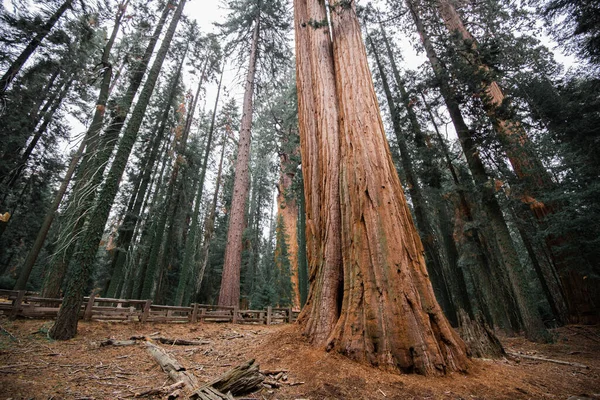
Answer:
507 351 589 369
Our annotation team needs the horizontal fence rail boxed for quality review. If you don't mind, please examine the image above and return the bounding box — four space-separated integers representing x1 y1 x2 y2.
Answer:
0 290 299 325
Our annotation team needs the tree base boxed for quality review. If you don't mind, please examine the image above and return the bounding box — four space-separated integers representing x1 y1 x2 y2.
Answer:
457 309 505 359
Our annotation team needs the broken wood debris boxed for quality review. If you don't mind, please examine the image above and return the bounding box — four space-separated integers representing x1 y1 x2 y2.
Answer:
190 386 235 400
145 341 200 390
143 340 262 399
190 359 264 399
134 380 185 397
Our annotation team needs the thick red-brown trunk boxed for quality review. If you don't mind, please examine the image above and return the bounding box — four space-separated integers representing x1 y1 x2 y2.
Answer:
326 3 468 374
218 18 260 307
294 0 343 346
294 0 469 374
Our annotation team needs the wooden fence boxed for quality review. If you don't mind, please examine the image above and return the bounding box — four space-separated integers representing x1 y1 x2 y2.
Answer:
0 290 298 325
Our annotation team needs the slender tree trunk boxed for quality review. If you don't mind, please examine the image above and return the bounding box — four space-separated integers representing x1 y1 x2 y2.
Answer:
48 0 186 340
420 91 494 323
105 64 183 298
194 135 227 298
139 53 190 300
0 0 73 96
14 138 84 290
176 68 223 306
436 0 588 323
0 69 61 190
5 77 74 194
294 0 343 346
40 1 171 299
406 0 549 341
218 16 260 307
132 132 174 299
435 0 552 191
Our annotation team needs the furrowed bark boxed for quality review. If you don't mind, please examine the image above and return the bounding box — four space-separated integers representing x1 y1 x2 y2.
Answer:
276 153 300 309
367 32 457 325
295 0 343 346
322 2 469 374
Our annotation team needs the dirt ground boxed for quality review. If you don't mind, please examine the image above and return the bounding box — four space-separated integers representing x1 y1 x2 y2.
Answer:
0 318 599 399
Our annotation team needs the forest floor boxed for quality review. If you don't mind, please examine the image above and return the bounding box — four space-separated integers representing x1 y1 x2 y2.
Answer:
0 318 599 399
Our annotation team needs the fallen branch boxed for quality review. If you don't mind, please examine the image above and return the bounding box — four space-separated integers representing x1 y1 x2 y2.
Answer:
100 339 137 347
101 336 210 347
261 368 288 376
145 341 200 391
263 379 281 388
132 336 211 346
507 352 589 369
154 337 211 346
134 380 185 397
0 362 31 370
0 325 19 342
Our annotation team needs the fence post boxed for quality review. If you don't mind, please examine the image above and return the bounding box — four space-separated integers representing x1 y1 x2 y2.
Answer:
266 306 272 325
10 290 25 319
191 303 199 323
199 308 206 323
287 306 293 323
141 299 152 323
232 306 239 324
83 293 96 321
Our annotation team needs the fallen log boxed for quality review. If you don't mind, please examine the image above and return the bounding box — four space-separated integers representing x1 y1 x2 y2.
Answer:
189 359 264 399
131 336 211 346
101 336 210 347
145 341 200 391
507 351 589 369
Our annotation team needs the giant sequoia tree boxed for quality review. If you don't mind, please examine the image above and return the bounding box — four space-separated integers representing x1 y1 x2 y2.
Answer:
294 0 469 374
